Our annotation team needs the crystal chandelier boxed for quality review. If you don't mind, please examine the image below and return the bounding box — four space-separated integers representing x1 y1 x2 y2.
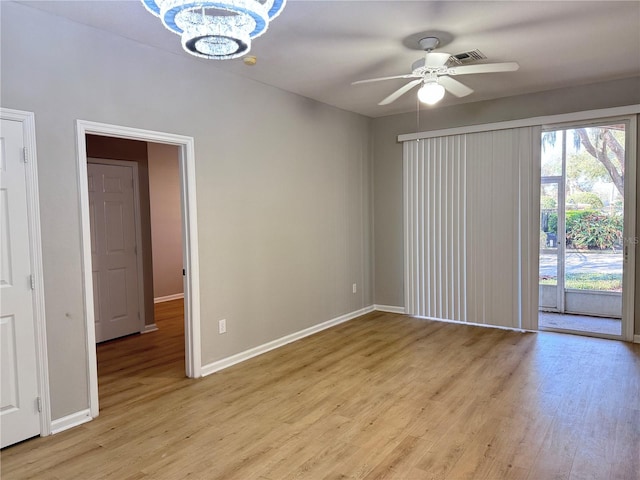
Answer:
141 0 287 60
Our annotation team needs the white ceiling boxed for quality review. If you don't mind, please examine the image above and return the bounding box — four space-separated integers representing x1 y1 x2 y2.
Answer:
16 0 640 118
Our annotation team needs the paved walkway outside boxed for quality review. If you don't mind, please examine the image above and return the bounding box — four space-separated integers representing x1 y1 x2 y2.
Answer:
539 251 622 277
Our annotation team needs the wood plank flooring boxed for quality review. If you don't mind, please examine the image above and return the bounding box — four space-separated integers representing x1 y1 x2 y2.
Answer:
2 300 639 479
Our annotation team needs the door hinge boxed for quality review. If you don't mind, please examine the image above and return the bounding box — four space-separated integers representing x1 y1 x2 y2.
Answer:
183 269 186 276
36 397 42 413
23 147 28 163
30 274 36 290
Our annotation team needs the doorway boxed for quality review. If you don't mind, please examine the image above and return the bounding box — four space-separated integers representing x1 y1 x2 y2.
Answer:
538 120 634 339
75 120 201 419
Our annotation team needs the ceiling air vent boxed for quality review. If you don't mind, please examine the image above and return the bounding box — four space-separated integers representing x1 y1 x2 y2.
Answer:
450 49 487 65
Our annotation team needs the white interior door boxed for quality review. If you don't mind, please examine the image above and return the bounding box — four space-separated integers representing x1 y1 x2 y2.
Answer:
0 118 41 447
88 163 142 343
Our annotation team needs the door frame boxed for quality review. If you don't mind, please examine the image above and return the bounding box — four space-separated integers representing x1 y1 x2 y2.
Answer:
75 120 201 418
539 176 566 312
1 107 51 436
87 159 146 337
623 115 637 342
539 115 637 341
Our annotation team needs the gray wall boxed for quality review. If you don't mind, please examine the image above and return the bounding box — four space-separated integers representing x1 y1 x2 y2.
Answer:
1 2 373 420
2 1 638 423
372 77 640 335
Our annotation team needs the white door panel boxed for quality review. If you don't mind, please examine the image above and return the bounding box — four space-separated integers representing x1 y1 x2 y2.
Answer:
104 201 127 253
1 315 19 411
0 118 40 448
88 163 141 343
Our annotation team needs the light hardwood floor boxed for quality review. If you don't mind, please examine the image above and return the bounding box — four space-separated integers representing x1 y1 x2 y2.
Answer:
2 300 639 479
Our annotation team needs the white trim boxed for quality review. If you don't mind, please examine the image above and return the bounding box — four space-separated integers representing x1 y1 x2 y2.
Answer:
141 323 158 334
178 138 201 378
50 409 92 434
87 158 146 336
201 306 375 376
1 108 51 437
622 116 637 342
374 304 406 314
634 335 640 344
154 293 184 303
75 131 100 417
398 105 640 142
76 120 201 420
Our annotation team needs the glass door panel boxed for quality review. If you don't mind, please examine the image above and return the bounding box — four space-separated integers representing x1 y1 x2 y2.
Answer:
539 181 562 310
539 123 626 338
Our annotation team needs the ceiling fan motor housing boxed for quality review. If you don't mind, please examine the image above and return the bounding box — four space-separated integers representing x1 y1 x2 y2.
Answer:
419 36 440 51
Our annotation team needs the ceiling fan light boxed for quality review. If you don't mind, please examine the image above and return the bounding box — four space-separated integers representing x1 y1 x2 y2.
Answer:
418 82 445 105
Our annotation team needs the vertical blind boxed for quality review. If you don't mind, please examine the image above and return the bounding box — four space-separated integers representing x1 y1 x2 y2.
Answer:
403 127 540 329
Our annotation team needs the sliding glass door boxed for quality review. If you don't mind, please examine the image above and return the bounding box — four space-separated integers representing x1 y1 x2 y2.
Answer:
401 110 635 340
538 122 630 338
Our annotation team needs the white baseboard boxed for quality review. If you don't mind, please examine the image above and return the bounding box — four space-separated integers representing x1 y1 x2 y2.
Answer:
154 293 184 304
50 409 93 434
141 323 158 334
634 334 640 344
201 305 375 377
374 304 406 314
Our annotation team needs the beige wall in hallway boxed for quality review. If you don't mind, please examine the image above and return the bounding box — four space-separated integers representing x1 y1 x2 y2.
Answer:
148 142 183 300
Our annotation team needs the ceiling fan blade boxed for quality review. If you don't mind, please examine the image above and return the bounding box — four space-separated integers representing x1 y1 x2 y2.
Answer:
439 76 474 97
352 74 418 85
425 52 452 67
378 79 423 105
448 62 520 75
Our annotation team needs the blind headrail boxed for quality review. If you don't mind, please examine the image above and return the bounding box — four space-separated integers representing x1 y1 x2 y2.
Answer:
397 105 640 143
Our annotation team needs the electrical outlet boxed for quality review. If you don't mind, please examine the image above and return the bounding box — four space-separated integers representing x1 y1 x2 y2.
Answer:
218 319 227 334
352 283 357 294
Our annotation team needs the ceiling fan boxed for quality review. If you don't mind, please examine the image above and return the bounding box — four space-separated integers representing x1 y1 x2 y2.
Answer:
352 37 520 106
